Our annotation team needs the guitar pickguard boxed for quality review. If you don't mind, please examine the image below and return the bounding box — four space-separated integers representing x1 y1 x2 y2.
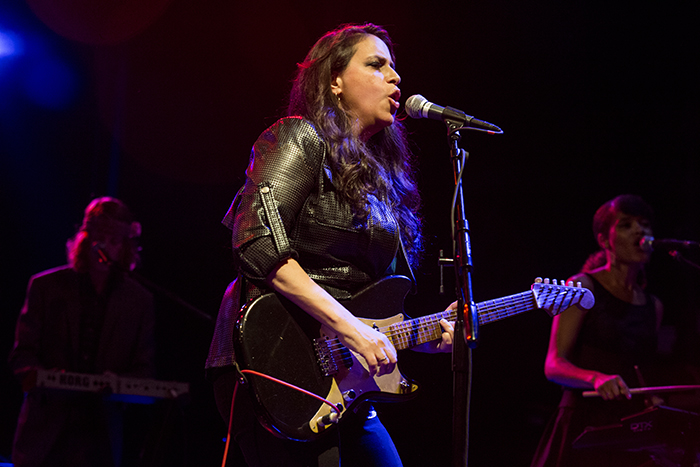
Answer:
309 316 418 435
319 314 416 400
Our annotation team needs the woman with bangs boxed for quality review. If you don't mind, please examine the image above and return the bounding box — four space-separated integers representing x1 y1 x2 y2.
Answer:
531 194 664 467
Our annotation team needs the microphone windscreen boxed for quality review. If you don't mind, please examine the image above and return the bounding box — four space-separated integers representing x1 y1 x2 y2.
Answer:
405 94 429 119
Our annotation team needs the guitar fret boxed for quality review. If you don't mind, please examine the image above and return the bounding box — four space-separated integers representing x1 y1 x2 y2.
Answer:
386 291 538 347
386 311 451 350
317 283 590 362
477 292 535 324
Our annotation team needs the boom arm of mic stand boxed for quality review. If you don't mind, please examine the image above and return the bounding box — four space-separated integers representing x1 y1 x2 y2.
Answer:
101 254 214 324
127 269 215 324
669 250 700 272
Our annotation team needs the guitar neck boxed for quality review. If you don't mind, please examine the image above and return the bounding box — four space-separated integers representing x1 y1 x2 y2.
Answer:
383 290 536 351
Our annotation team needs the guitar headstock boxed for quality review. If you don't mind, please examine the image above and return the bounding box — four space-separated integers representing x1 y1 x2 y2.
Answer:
531 277 595 317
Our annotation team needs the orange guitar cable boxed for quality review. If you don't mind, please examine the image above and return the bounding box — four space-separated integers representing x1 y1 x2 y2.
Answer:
220 368 342 467
221 378 239 467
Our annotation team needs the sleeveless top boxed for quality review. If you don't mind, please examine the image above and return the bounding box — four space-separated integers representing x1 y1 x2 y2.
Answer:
530 274 660 467
569 273 658 390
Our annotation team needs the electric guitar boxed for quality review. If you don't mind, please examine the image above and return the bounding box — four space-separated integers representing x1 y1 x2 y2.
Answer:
233 276 594 442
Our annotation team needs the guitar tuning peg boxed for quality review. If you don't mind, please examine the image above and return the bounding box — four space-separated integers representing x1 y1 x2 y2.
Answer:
576 281 582 288
535 277 543 284
552 279 558 285
567 280 574 287
543 278 551 284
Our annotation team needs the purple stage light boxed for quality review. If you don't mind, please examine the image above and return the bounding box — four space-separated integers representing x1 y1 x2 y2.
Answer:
0 30 23 59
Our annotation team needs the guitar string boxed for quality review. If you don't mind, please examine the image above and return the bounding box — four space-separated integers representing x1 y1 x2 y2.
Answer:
321 291 559 354
332 292 577 353
319 296 525 355
318 288 585 358
328 291 536 350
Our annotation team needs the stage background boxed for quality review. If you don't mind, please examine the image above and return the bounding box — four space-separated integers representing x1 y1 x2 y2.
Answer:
1 1 699 465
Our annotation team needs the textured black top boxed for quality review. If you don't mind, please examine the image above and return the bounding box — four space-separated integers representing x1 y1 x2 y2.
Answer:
206 117 402 370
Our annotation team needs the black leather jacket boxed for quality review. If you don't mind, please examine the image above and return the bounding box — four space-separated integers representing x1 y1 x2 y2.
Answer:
206 117 403 370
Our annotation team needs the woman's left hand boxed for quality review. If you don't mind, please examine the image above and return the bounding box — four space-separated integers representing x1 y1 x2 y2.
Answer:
413 301 456 353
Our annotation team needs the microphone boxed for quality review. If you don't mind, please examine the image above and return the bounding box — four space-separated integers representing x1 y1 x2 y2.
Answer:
405 94 503 134
640 236 700 252
92 242 113 266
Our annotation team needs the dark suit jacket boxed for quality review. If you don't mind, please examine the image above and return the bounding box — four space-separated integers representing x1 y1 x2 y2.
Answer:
9 265 155 466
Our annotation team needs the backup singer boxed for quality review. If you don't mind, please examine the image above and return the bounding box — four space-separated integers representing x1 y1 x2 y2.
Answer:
206 23 455 466
531 194 664 467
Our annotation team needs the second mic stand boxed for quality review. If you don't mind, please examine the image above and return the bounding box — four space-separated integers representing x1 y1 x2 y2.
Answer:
446 119 479 467
95 248 213 324
669 250 700 272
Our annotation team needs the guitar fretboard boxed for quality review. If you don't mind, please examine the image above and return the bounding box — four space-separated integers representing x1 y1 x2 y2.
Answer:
382 291 536 351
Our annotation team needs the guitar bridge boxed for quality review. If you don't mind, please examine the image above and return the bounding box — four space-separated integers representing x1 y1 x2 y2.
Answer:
314 337 354 376
314 338 339 376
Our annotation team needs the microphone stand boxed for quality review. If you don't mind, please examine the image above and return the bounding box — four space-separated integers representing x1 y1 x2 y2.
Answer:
445 119 479 467
96 249 214 324
669 250 700 272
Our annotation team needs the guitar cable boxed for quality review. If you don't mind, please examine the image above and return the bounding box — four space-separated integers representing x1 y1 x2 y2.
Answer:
220 363 342 467
221 373 239 467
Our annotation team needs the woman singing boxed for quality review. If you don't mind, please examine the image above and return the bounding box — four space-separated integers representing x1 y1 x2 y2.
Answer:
206 23 455 467
531 194 664 467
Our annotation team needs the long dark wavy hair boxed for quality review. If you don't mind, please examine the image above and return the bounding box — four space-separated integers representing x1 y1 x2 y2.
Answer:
287 23 423 266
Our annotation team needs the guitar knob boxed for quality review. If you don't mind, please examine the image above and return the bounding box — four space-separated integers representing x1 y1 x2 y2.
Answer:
342 390 356 402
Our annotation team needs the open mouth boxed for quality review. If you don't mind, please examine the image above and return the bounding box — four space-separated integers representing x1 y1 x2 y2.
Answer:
389 90 401 112
389 97 399 112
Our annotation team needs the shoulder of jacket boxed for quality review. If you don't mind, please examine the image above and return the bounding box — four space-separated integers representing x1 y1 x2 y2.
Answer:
31 265 75 282
257 116 327 170
265 117 324 148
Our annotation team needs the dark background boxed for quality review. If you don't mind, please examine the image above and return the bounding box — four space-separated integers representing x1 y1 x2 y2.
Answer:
1 1 699 465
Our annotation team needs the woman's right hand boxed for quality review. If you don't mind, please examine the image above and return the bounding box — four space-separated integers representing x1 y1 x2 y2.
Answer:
334 316 397 377
593 373 631 400
266 258 397 378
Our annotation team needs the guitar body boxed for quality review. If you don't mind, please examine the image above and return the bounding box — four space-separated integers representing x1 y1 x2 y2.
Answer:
233 274 594 442
233 275 418 442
